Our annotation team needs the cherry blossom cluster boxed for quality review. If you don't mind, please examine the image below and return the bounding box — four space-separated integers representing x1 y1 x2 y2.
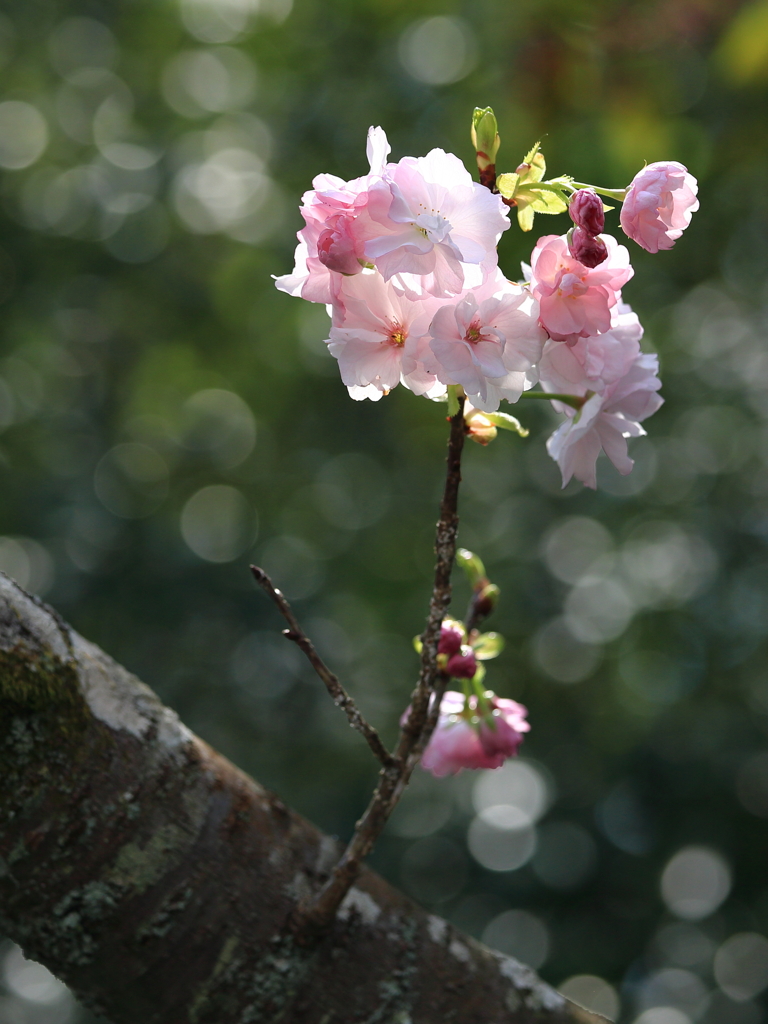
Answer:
276 123 698 490
406 615 529 777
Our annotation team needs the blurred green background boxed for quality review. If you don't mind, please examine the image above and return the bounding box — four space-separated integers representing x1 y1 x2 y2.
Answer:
2 0 768 1021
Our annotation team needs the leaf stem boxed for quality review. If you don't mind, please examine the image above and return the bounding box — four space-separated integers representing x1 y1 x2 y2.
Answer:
520 391 586 411
566 181 628 202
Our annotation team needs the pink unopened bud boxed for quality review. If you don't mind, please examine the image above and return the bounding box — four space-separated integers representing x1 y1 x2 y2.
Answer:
569 189 604 235
316 220 363 276
439 622 464 657
447 646 478 679
568 227 608 268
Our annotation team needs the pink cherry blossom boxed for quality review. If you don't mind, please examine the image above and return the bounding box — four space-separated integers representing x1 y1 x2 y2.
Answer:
620 161 699 254
426 271 544 411
274 127 391 305
527 233 633 344
538 306 644 396
569 189 604 235
361 148 510 297
418 691 530 778
326 271 443 399
545 350 663 489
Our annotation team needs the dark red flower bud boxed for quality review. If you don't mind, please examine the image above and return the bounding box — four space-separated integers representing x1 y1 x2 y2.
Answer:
568 227 609 268
438 623 464 657
447 647 478 679
569 189 605 235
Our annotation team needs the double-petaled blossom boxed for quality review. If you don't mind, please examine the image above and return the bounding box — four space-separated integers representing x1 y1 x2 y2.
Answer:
542 331 663 489
360 147 510 297
538 305 644 396
527 233 633 344
277 127 511 308
418 691 530 777
426 270 544 411
325 271 443 400
274 127 391 306
620 161 699 254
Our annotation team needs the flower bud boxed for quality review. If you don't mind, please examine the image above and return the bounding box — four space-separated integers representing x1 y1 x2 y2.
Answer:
466 410 497 445
438 621 464 657
569 189 604 235
568 226 608 268
472 583 500 621
316 222 363 276
471 107 500 170
447 646 478 679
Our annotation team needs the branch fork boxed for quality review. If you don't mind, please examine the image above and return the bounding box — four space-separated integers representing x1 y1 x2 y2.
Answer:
251 397 467 935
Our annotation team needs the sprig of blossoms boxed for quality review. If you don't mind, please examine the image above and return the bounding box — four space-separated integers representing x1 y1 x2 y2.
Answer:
274 108 699 780
276 112 697 490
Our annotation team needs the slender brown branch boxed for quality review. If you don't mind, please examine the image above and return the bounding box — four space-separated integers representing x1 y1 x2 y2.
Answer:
295 399 467 936
250 565 394 769
398 396 466 760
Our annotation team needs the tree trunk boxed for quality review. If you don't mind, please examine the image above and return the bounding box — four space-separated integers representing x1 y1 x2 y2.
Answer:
0 572 606 1024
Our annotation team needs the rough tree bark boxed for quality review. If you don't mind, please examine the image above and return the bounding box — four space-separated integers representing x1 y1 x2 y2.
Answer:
0 572 606 1024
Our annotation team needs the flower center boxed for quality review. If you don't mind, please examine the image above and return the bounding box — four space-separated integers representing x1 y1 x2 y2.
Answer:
466 324 482 343
389 327 407 347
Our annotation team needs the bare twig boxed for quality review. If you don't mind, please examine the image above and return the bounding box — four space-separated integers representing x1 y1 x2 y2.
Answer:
294 399 466 936
250 565 394 769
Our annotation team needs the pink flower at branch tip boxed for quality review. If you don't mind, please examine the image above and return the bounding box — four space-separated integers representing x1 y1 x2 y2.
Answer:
527 233 633 344
415 691 530 778
620 161 699 254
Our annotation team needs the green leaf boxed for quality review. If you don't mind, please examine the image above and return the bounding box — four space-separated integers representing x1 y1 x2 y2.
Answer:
413 636 423 654
517 149 546 186
516 183 568 215
447 384 460 417
456 548 486 586
496 172 518 199
472 632 505 660
483 410 529 437
517 205 535 231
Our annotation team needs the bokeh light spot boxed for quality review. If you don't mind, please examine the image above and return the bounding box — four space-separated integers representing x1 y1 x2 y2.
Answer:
0 102 48 170
181 484 256 561
714 932 768 1002
559 975 620 1021
661 847 731 920
397 17 477 86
